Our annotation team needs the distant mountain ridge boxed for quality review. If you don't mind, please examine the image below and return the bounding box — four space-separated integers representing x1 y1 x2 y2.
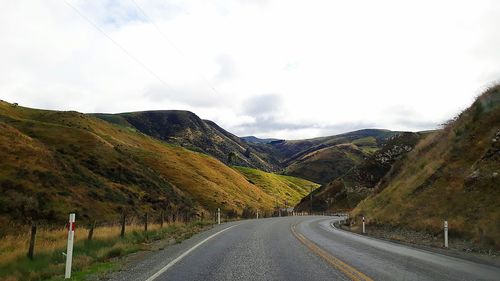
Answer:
274 129 401 184
294 131 424 211
241 136 280 144
95 110 280 172
95 112 403 182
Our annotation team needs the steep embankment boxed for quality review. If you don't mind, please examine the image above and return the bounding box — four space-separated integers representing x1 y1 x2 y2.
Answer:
95 111 280 171
294 132 423 212
0 102 278 230
233 166 320 207
353 86 500 248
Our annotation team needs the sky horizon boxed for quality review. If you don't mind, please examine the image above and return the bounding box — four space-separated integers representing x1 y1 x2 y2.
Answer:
2 0 499 139
0 97 448 140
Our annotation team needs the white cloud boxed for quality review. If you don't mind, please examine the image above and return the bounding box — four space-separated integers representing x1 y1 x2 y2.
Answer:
1 0 499 139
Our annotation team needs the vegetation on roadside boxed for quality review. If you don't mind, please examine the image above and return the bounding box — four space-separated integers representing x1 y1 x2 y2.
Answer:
0 220 213 281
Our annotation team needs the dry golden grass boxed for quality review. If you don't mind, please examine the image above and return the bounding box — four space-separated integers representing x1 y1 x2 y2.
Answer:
353 87 500 248
0 222 166 267
0 101 279 231
0 220 211 281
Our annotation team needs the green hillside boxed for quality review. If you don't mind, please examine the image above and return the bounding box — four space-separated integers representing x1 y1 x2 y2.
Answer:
0 102 279 232
233 166 320 207
353 86 500 248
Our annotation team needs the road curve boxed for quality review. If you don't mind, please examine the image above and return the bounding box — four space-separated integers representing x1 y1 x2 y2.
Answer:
109 216 500 281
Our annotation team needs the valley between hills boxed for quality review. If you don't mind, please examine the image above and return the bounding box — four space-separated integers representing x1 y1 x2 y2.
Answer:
0 85 499 251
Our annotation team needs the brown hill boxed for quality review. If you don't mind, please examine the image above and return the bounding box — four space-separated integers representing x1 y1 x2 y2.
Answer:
95 111 280 171
0 103 280 232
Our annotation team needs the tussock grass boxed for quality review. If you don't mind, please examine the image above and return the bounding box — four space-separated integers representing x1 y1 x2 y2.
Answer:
0 101 277 230
353 86 500 249
0 221 212 281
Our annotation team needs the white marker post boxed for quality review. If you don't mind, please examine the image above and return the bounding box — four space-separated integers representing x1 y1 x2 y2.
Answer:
256 209 259 219
444 220 448 248
217 208 221 225
362 216 366 234
65 213 75 279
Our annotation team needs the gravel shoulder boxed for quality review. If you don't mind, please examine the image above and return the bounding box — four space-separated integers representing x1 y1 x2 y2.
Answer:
335 221 500 268
105 221 241 281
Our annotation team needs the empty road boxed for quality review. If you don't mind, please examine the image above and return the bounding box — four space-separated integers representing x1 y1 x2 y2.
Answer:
110 216 500 281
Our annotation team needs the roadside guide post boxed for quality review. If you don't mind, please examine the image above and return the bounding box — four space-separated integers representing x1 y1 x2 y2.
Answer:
444 220 448 248
217 208 221 225
256 209 259 219
65 213 75 279
362 216 366 234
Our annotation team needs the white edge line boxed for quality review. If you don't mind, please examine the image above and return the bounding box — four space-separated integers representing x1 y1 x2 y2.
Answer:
145 224 238 281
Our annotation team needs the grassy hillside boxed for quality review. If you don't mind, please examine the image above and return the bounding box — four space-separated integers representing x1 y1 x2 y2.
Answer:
294 132 423 212
233 166 320 207
353 86 500 248
0 102 277 232
95 113 400 184
274 129 400 184
271 129 398 164
284 144 366 184
94 111 280 172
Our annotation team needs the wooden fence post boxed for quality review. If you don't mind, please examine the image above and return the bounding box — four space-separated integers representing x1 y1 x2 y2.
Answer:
87 220 96 241
27 223 37 260
120 213 126 238
160 210 164 229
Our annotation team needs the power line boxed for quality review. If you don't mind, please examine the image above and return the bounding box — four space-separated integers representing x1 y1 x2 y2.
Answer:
63 0 175 93
129 0 220 95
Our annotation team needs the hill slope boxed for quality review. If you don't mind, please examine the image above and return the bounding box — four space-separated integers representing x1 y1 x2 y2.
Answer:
295 132 423 212
233 166 320 207
277 130 401 184
0 103 280 230
271 129 398 163
95 111 280 171
241 136 280 144
284 143 366 184
96 112 400 183
353 86 500 248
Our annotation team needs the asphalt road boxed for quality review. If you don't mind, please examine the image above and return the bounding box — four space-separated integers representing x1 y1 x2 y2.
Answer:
110 216 500 281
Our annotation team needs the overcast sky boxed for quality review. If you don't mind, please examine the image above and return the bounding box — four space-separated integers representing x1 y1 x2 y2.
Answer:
1 0 499 139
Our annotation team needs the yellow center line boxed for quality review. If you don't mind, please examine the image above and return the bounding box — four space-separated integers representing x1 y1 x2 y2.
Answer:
291 223 373 281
